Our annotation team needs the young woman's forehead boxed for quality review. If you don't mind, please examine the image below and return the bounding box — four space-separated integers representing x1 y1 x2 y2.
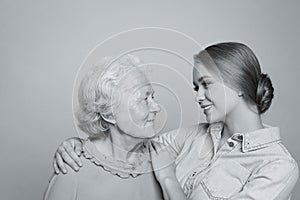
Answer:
193 62 222 82
193 63 212 78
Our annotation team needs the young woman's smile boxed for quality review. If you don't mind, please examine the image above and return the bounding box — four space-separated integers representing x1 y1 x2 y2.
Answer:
193 61 240 123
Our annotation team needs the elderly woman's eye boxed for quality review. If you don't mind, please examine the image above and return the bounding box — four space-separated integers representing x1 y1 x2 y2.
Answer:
142 97 148 104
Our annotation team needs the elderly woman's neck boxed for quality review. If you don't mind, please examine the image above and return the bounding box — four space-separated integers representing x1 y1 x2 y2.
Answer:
93 126 148 162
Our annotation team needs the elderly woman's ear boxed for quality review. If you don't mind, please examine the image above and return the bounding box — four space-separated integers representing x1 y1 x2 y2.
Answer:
101 113 116 125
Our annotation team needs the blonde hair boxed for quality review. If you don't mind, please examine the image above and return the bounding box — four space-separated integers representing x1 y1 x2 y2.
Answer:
194 42 274 114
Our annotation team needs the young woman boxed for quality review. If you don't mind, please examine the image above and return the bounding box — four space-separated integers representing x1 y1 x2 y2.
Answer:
52 42 299 199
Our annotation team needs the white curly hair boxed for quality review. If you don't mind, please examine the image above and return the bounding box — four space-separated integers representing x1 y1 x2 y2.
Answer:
76 54 144 137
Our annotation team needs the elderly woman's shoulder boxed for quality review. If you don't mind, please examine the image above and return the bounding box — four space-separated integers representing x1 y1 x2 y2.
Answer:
44 165 78 200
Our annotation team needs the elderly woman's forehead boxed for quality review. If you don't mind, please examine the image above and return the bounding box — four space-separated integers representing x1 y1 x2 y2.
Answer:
118 69 150 89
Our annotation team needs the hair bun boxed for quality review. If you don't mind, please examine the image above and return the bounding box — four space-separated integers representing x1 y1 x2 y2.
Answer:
256 73 274 114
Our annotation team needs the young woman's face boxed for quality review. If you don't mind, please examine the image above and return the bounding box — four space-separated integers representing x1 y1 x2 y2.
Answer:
113 69 161 138
193 61 240 123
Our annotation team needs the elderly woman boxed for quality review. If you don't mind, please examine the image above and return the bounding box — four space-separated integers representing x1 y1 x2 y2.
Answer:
53 42 299 200
44 55 163 200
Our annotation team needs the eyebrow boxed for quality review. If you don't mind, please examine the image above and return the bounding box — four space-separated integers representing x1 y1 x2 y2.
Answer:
193 76 211 85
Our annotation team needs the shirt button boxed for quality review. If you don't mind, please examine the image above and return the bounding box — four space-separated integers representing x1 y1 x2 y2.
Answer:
228 141 234 147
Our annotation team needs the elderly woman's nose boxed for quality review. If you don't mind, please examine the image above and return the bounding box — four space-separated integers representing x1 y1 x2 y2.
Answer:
150 100 161 113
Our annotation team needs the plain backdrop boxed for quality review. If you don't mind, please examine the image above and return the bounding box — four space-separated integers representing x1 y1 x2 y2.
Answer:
0 0 299 199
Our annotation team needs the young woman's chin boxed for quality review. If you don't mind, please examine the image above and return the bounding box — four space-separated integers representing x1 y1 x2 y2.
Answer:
205 113 226 124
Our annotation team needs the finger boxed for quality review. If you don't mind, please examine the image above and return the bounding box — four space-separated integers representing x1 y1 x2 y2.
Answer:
149 145 158 163
153 141 166 151
75 145 82 157
55 152 67 174
57 145 79 171
53 158 59 174
149 145 159 170
72 138 84 156
148 144 153 155
60 150 80 172
165 146 178 159
64 143 82 167
150 141 158 153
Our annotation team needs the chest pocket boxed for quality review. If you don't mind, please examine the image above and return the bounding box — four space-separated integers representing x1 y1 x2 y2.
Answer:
200 161 251 199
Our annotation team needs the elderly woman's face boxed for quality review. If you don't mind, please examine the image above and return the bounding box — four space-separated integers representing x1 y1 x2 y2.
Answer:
113 69 161 138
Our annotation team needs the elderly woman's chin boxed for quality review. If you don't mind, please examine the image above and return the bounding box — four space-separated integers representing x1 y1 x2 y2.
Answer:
126 124 157 139
143 126 157 139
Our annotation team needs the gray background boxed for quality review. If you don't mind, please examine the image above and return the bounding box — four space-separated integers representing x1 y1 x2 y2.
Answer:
0 0 299 199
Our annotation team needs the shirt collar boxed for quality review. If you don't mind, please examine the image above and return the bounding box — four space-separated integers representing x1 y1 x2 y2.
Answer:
240 125 281 152
208 123 281 153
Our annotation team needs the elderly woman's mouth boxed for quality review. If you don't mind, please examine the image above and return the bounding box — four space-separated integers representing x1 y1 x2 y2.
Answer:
146 119 155 124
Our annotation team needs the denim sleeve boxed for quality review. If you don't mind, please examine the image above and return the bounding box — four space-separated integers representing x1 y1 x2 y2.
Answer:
229 159 299 200
153 124 205 155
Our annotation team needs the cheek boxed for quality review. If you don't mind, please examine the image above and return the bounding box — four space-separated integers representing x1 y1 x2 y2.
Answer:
224 95 239 111
113 99 133 129
207 86 226 104
129 103 149 123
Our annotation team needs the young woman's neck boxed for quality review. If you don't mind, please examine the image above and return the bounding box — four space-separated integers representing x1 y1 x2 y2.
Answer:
93 125 147 162
222 103 264 141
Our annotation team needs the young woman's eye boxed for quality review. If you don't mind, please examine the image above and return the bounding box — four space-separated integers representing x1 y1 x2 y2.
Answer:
202 82 210 88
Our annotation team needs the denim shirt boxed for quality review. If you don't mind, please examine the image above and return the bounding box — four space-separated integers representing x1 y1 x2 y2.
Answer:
155 123 299 200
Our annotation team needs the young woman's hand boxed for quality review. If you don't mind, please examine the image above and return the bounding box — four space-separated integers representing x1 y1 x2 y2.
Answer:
149 141 177 183
53 137 83 174
149 141 188 200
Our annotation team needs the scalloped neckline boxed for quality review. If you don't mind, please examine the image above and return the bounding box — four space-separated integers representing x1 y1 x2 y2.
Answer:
82 139 153 178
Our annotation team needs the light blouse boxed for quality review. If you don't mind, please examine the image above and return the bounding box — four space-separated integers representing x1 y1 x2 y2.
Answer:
44 139 164 200
155 122 299 200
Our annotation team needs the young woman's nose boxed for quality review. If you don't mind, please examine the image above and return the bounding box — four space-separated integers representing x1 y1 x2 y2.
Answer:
195 88 205 103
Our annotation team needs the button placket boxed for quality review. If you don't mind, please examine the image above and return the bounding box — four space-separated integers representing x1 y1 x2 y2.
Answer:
209 138 237 165
228 141 234 147
226 136 238 148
